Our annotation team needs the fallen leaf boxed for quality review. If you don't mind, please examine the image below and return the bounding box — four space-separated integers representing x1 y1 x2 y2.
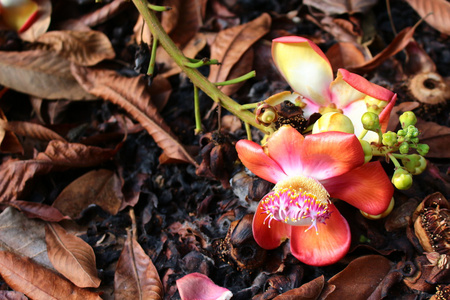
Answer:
416 119 450 158
273 275 324 299
19 0 52 42
326 42 366 72
77 0 130 28
0 50 97 100
0 119 66 142
0 140 117 203
405 0 450 35
0 109 23 154
208 13 271 93
303 0 378 15
0 291 28 300
114 231 164 299
52 169 123 219
348 26 417 74
9 200 69 222
45 222 101 288
35 30 115 66
71 64 197 165
0 251 101 300
0 207 53 270
326 255 392 300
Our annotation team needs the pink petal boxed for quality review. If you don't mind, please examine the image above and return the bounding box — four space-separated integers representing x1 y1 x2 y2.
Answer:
267 126 305 177
321 162 394 215
329 71 366 109
290 204 351 266
236 139 287 183
379 93 397 133
272 36 333 106
176 273 233 300
299 132 365 180
338 69 395 101
253 201 290 249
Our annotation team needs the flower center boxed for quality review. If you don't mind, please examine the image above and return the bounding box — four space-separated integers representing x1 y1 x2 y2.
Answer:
260 175 331 233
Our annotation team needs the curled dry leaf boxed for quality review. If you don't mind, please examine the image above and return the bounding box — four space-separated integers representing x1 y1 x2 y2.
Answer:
0 251 101 300
415 119 450 158
19 0 52 42
273 275 324 300
45 222 101 288
0 207 53 270
71 64 197 165
52 169 123 219
9 200 69 222
77 0 130 28
0 290 28 300
326 255 392 300
114 231 164 299
0 109 23 154
303 0 378 15
208 13 271 95
0 119 66 142
0 140 117 203
0 50 96 100
35 30 115 66
405 0 450 35
326 42 366 72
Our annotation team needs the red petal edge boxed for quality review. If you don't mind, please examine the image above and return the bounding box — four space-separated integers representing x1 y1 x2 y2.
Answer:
252 200 290 249
289 204 351 266
176 273 233 300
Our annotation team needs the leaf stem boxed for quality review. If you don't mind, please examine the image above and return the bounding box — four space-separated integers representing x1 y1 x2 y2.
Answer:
131 0 270 135
214 71 256 86
147 37 158 77
193 85 202 134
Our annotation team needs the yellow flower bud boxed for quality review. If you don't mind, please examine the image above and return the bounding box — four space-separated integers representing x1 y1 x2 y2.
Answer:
312 112 354 134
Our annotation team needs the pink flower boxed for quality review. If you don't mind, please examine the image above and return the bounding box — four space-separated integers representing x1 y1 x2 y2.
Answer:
270 36 397 141
176 272 233 300
236 126 393 266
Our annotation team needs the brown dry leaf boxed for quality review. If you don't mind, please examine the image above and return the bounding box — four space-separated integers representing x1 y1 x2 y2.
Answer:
0 291 28 300
71 64 197 165
0 207 53 270
405 0 450 35
0 119 66 142
416 119 450 158
114 231 164 299
273 275 325 300
0 50 96 100
35 30 115 66
52 169 123 219
10 200 69 222
78 0 130 28
45 222 101 288
325 255 392 300
19 0 52 42
0 140 117 203
348 26 417 74
208 13 271 92
0 251 101 300
304 0 378 15
0 109 23 154
326 42 366 72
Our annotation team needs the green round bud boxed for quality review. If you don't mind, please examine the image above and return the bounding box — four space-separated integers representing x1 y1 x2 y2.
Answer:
402 154 427 175
312 112 354 134
416 144 429 156
382 131 397 147
406 125 419 139
399 142 409 154
397 129 406 136
361 112 380 131
410 137 419 144
392 168 413 190
359 140 373 163
399 111 417 129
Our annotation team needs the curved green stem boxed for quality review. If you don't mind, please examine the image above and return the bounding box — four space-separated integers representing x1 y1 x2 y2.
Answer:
193 85 202 134
387 153 402 168
215 71 256 86
147 37 158 76
132 0 270 135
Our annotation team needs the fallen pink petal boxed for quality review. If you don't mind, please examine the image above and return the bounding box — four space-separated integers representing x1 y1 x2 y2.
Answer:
176 273 233 300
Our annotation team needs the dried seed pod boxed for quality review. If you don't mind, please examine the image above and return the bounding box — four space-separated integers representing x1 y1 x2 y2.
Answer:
273 101 307 132
220 214 267 270
408 72 450 105
412 193 450 254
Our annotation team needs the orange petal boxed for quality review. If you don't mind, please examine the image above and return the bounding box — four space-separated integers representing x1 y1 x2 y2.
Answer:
329 71 366 109
290 204 350 266
337 69 395 101
299 132 365 180
176 272 232 300
267 126 305 177
252 200 290 249
236 139 287 183
379 93 397 133
321 162 394 215
272 36 333 106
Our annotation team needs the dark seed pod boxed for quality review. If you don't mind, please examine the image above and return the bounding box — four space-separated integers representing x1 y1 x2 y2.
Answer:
274 101 307 132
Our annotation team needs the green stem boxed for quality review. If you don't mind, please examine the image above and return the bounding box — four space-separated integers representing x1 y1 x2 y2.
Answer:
147 3 171 11
147 37 158 76
214 71 256 86
387 153 402 168
193 85 202 134
358 129 368 140
131 0 270 135
245 122 252 140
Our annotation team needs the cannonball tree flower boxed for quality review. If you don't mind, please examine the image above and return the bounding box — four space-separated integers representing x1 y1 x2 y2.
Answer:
0 0 38 33
270 36 397 141
176 273 232 300
236 126 394 266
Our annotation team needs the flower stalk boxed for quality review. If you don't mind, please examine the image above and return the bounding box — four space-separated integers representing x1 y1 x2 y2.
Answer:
131 0 271 135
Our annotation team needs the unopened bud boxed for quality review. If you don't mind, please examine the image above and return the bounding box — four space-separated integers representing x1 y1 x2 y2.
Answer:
361 112 380 131
416 144 429 156
312 112 354 134
360 197 395 220
399 111 417 129
359 140 373 163
402 154 427 175
382 131 397 147
392 168 413 190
